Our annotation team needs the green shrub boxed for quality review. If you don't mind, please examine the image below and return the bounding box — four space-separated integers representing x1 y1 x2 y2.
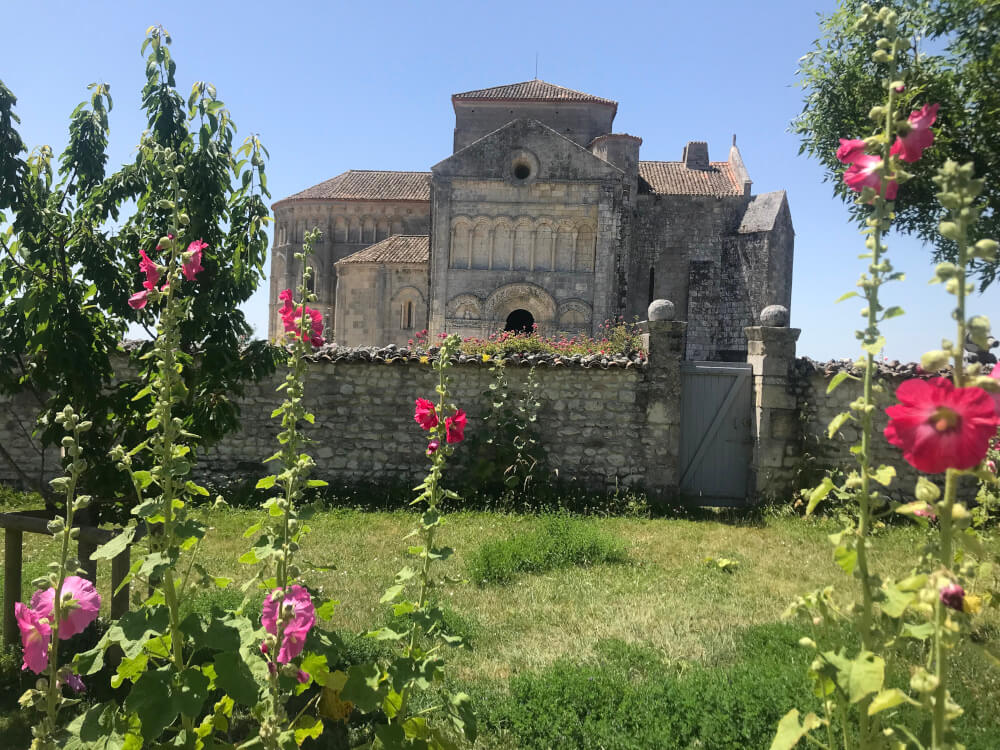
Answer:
466 514 627 585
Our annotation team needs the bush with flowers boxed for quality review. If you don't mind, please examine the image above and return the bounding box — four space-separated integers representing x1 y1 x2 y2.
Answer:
455 316 644 359
774 6 1000 750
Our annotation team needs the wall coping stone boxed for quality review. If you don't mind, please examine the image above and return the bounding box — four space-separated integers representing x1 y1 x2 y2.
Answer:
793 356 945 381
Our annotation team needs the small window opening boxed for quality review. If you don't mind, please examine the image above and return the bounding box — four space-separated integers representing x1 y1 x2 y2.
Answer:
513 162 531 180
504 309 534 333
402 301 414 329
648 267 655 305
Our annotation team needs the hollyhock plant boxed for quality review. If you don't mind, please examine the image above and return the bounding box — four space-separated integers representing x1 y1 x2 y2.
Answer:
414 398 438 430
445 409 467 444
30 576 101 639
181 239 207 281
277 288 325 348
261 585 316 663
884 378 999 473
15 602 51 673
892 102 939 162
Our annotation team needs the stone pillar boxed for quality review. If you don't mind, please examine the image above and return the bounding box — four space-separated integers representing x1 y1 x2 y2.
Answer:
639 299 686 500
745 307 801 502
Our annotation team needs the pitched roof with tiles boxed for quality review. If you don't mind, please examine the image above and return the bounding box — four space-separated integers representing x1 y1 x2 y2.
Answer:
638 161 743 197
275 170 431 205
452 79 617 108
336 235 429 265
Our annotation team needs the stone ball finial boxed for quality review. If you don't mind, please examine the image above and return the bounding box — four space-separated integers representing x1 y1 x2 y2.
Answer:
647 299 675 321
760 304 790 327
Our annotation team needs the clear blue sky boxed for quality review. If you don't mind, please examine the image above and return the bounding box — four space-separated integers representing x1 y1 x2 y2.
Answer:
2 0 994 362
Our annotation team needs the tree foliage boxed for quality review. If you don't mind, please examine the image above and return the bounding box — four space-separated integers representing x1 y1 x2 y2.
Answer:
0 26 276 512
795 0 1000 287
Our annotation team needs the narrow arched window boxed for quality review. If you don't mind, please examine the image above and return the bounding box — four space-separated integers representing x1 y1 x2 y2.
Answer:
402 300 414 329
648 267 655 305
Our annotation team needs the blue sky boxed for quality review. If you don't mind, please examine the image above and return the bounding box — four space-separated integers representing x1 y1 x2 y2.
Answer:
2 0 994 362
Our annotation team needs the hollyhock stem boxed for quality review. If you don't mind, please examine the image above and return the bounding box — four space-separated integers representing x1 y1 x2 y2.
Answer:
41 415 86 740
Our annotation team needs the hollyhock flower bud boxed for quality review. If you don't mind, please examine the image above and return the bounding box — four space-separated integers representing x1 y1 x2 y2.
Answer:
426 439 440 456
296 670 310 684
884 378 1000 473
414 398 438 430
940 583 965 611
15 602 50 673
445 409 467 444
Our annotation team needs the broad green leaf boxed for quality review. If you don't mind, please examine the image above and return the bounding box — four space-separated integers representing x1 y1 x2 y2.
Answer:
214 651 260 706
870 465 895 487
868 688 914 715
64 703 130 750
124 669 177 741
833 543 857 575
862 336 886 355
845 652 885 704
380 584 406 604
827 411 851 439
826 371 853 394
880 584 914 618
293 716 323 745
807 477 835 515
770 709 822 750
91 525 136 561
341 663 385 713
255 475 276 490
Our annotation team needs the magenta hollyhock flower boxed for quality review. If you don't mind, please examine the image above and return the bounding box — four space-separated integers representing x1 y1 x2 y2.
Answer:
426 438 440 456
414 398 438 430
445 409 467 444
836 138 868 164
62 673 86 693
15 602 50 673
128 290 150 310
139 250 160 291
296 670 310 684
940 583 965 611
844 154 899 200
277 289 324 348
892 103 939 163
885 378 1000 473
31 576 101 639
261 585 316 663
182 240 208 281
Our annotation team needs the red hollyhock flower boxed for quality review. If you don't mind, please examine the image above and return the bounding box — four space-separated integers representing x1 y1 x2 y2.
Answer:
884 378 1000 473
139 250 160 291
940 583 965 611
128 290 150 310
891 103 939 163
414 398 438 430
182 239 207 281
445 409 467 444
277 289 324 348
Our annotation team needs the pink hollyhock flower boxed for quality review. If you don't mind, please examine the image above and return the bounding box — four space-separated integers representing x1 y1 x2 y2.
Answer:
988 460 997 474
892 103 939 163
128 290 150 310
445 409 467 444
426 438 440 456
884 378 1000 474
139 250 160 291
182 240 208 281
987 363 1000 417
15 602 50 673
836 138 868 164
261 585 316 663
277 289 324 348
296 670 310 684
414 398 438 431
31 576 101 639
844 154 899 200
61 673 86 692
940 583 965 611
913 505 938 521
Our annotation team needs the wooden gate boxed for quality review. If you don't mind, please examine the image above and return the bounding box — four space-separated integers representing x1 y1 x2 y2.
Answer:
679 362 753 504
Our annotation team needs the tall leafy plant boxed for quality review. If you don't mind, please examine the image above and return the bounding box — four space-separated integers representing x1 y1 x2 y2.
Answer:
0 25 274 513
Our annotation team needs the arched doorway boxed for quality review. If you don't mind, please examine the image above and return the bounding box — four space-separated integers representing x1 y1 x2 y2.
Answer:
504 309 534 334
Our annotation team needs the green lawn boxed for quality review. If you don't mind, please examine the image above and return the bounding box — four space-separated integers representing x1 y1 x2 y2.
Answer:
2 499 999 748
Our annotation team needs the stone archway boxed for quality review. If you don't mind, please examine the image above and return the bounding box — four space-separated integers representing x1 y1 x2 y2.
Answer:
504 309 534 333
483 283 557 333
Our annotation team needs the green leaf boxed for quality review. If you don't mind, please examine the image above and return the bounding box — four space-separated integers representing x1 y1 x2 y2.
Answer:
868 688 915 715
315 599 337 620
769 709 822 750
341 663 385 713
882 306 904 319
870 465 895 487
293 716 323 745
834 291 859 303
214 651 261 706
833 542 857 575
862 336 886 355
880 584 914 618
380 584 406 604
91 526 136 561
807 477 835 516
826 371 854 394
64 702 130 750
176 667 210 718
827 412 851 439
255 475 276 490
306 479 328 487
124 668 177 741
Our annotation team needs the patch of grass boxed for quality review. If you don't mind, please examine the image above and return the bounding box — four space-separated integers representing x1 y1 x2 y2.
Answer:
466 514 627 585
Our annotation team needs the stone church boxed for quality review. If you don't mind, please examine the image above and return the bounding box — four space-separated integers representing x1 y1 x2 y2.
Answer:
268 80 794 360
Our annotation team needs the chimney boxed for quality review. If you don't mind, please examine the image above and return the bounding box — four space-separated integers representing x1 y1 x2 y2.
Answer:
682 141 709 170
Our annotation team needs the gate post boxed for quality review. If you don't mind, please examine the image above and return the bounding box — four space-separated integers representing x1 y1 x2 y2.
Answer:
640 300 686 499
745 306 801 502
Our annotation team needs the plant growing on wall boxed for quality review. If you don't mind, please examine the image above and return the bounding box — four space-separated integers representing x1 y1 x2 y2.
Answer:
0 25 274 514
